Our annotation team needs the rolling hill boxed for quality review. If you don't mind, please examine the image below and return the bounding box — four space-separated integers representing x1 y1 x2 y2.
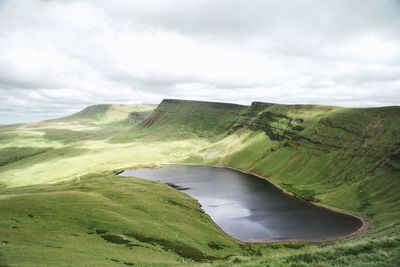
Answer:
0 99 399 266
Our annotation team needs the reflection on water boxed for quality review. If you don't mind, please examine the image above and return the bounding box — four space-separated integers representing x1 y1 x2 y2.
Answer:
120 165 362 241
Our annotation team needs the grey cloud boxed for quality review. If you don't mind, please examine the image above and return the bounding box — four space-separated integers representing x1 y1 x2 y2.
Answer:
0 0 399 124
99 0 400 38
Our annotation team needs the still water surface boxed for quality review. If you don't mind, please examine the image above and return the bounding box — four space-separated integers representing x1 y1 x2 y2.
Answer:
120 165 362 241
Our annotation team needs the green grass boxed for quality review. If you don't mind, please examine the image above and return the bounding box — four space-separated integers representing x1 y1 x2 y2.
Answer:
215 237 400 267
0 100 399 266
138 99 249 139
0 173 243 266
55 104 156 125
0 147 53 167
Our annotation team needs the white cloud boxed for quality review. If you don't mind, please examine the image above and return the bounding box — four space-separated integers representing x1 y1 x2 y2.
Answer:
0 0 400 123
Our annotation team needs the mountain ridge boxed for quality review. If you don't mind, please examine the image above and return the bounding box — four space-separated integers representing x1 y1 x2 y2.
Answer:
0 98 399 266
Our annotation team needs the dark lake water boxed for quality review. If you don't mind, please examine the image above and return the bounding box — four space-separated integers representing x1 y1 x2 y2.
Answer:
120 165 362 241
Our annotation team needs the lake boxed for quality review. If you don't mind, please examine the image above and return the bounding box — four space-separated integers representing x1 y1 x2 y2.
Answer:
120 165 362 241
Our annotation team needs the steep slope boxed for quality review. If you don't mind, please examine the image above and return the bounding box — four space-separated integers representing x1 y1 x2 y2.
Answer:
107 100 400 227
111 99 250 143
143 100 400 265
1 99 399 266
111 100 400 236
192 102 400 238
122 100 400 252
140 99 250 138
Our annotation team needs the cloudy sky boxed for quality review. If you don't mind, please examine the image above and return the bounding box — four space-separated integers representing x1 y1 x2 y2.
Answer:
1 0 400 124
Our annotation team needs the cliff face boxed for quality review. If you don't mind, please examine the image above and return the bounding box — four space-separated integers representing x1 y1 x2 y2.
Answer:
1 99 399 266
221 103 400 228
246 103 400 170
139 99 400 229
141 100 400 170
140 99 249 137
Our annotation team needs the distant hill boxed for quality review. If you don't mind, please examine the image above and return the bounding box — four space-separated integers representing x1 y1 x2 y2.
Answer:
0 99 399 267
52 104 156 124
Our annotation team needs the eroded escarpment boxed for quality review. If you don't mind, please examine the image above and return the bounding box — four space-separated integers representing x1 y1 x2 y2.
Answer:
136 100 400 244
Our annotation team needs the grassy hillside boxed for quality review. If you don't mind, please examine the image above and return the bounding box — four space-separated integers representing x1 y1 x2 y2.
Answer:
220 104 400 230
53 104 156 124
0 100 399 266
192 103 400 233
109 99 249 143
141 100 400 265
0 173 245 266
142 99 248 136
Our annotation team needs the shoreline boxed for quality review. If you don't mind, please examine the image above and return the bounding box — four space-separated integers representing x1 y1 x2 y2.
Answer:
221 165 371 243
120 162 371 244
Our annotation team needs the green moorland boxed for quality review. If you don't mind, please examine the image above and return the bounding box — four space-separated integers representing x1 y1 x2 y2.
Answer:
0 100 399 266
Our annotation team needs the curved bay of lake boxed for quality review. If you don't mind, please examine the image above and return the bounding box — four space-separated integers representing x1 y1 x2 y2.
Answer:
120 165 362 241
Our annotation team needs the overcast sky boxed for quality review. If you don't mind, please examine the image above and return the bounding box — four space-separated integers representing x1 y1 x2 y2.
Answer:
1 0 400 124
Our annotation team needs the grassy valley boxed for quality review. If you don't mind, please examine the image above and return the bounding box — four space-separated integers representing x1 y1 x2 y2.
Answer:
0 100 399 266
